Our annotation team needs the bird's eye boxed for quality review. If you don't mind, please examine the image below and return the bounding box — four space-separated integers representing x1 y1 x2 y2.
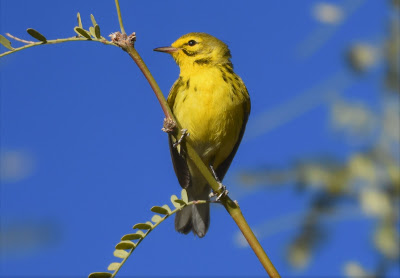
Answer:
188 40 197 46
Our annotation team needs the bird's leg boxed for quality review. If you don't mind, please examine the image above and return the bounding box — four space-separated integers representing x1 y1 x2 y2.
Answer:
173 129 189 148
208 165 229 201
209 165 221 183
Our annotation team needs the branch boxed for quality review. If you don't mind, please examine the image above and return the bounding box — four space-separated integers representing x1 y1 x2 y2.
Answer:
113 32 175 121
0 14 116 58
0 35 117 58
114 0 126 35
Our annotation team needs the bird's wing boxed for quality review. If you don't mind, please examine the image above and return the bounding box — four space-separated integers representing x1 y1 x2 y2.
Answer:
167 77 182 109
167 77 191 189
168 136 191 188
216 87 251 181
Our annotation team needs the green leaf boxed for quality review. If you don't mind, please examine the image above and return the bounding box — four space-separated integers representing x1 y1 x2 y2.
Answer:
136 230 145 237
151 214 162 224
74 27 92 39
133 223 152 230
89 27 96 38
181 189 188 203
115 240 135 250
27 28 47 42
107 262 121 271
146 221 154 226
170 195 180 208
162 204 172 213
77 12 83 28
94 24 101 39
0 35 13 50
121 233 143 240
113 249 129 259
90 14 97 26
88 272 112 278
174 199 186 206
151 206 169 215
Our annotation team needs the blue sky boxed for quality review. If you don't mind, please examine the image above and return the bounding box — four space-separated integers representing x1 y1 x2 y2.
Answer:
1 0 399 277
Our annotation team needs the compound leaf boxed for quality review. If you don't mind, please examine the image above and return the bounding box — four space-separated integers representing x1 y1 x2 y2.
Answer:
94 24 101 39
90 14 97 26
151 214 163 224
0 35 13 50
107 262 121 271
113 249 129 259
133 223 152 230
181 189 188 203
135 230 145 237
74 27 91 39
27 28 46 42
170 195 180 208
77 12 83 28
89 26 96 38
174 199 186 206
115 240 135 250
162 204 172 213
151 206 169 215
88 272 112 278
121 233 143 241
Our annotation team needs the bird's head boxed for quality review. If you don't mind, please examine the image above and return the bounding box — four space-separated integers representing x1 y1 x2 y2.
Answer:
154 32 231 73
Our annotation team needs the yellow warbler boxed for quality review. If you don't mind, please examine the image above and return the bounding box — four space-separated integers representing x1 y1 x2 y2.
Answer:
154 33 251 237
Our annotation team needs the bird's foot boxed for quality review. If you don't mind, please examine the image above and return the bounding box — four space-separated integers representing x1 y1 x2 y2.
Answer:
173 129 189 148
216 184 229 201
209 183 229 201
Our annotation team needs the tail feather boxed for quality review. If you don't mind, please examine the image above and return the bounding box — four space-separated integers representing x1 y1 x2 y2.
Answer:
175 186 210 237
191 201 210 238
175 206 192 234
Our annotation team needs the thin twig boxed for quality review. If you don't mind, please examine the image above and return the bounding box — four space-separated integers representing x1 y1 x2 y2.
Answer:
0 36 117 58
114 0 126 35
6 33 35 44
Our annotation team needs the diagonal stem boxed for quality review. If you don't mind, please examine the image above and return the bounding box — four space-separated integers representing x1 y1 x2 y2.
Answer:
114 0 126 35
126 47 174 121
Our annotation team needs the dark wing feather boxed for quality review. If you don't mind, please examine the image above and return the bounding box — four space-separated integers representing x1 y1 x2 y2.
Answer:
168 135 191 188
216 88 251 181
167 77 191 189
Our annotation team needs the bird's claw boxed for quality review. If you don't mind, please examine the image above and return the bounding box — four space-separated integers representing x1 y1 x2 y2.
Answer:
173 129 189 148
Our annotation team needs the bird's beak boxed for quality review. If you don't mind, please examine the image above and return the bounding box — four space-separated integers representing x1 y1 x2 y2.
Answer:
153 46 180 53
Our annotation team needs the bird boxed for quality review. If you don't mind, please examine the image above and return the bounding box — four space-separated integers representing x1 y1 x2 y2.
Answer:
154 32 251 238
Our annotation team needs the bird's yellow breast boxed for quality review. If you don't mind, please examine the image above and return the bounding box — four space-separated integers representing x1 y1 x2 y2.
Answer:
170 66 246 168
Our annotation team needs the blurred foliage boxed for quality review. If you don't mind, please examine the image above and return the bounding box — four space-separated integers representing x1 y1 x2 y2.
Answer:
0 150 36 183
385 17 400 92
313 3 344 25
0 220 60 258
237 1 400 276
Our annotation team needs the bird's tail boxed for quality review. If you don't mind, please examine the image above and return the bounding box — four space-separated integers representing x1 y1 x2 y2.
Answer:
175 186 210 238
